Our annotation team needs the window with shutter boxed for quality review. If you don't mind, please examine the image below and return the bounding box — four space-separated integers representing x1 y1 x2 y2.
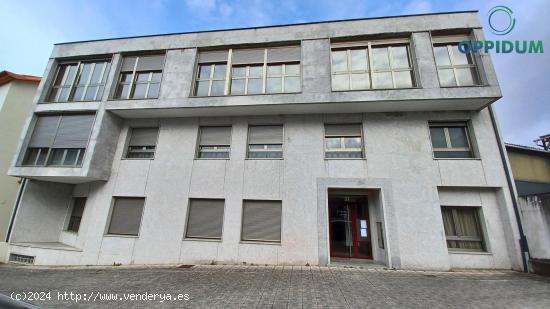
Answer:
66 197 86 233
126 127 159 159
241 200 282 242
197 126 231 159
115 54 165 99
22 114 95 167
107 197 145 236
324 124 364 159
185 199 225 239
247 125 283 159
429 122 474 158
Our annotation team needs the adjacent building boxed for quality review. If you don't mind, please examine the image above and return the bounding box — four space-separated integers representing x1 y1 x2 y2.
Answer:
5 11 525 270
506 142 550 272
0 71 40 262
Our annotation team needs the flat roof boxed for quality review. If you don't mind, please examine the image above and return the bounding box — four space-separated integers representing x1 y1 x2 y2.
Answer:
55 10 478 46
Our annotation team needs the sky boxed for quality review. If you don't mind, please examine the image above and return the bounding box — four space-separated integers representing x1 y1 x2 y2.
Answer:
0 0 548 147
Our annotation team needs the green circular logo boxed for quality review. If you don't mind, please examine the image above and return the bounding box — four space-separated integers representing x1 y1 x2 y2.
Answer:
488 5 516 35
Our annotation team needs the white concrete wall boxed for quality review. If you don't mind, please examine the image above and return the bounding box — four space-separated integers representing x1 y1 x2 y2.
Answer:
519 195 550 259
7 110 522 270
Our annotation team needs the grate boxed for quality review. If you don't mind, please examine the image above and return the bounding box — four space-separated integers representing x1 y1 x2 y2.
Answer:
9 253 35 264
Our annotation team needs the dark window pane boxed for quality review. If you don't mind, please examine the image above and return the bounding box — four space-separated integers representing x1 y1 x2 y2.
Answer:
63 149 79 166
448 127 469 148
325 137 341 149
343 137 362 149
430 127 447 148
23 148 40 165
434 151 473 158
116 84 131 99
48 149 65 165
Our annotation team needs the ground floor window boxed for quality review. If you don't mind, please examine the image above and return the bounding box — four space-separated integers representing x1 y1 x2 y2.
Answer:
241 200 282 242
441 206 485 252
185 199 225 240
107 197 145 236
66 197 86 233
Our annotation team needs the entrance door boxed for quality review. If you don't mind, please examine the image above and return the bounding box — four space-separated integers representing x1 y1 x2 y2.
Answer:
329 195 372 259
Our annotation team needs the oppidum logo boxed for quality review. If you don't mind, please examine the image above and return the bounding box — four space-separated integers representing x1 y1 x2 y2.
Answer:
458 5 544 54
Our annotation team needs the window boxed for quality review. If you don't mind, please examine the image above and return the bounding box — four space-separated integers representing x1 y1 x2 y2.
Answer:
247 125 283 159
441 206 485 251
126 127 159 159
432 36 481 87
107 197 145 236
197 126 231 159
241 200 282 242
47 60 111 102
185 199 225 239
324 124 364 159
429 122 474 158
22 114 95 167
376 222 384 249
115 55 164 99
66 197 86 233
331 39 414 91
194 46 301 96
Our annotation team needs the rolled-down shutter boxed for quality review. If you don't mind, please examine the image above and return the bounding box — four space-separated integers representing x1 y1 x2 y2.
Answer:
107 198 145 236
325 124 362 137
267 46 301 63
248 125 283 145
241 200 282 242
198 50 228 64
232 49 265 65
136 55 165 71
29 115 60 147
52 114 95 148
121 56 138 71
185 199 225 239
129 128 158 147
199 126 231 146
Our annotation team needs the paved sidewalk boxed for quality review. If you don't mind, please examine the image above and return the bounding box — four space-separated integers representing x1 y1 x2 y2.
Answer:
0 264 549 308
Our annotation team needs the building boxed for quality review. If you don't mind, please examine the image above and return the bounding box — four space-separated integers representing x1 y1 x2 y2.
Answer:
5 11 525 270
0 71 40 262
506 142 550 273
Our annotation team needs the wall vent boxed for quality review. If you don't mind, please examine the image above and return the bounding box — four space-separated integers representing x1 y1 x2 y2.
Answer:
9 253 35 264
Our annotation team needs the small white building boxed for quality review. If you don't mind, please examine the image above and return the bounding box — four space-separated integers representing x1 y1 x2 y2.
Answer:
5 11 525 270
0 71 40 262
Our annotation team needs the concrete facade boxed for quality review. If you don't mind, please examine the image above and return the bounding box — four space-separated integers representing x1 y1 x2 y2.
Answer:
6 12 523 270
0 73 39 262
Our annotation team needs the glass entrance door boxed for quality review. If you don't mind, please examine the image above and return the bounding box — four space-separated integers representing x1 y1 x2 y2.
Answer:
329 195 372 259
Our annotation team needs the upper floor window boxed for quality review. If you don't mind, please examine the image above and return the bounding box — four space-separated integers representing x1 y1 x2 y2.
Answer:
432 36 481 87
247 125 283 159
22 114 95 167
125 127 159 159
197 126 231 159
47 60 111 102
324 124 364 159
429 122 474 159
115 54 165 100
331 39 415 91
194 46 301 96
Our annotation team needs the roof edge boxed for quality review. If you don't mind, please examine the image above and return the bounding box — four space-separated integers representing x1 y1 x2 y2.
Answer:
0 71 41 86
54 10 479 46
505 143 550 155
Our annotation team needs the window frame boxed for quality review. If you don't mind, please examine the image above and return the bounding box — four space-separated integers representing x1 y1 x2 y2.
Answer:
428 121 476 159
324 124 365 159
184 198 226 241
432 35 482 87
114 54 165 100
193 46 301 97
65 197 87 233
240 199 283 244
246 125 284 160
21 114 95 167
46 59 111 103
105 196 146 237
195 62 229 96
123 127 160 160
330 39 416 91
196 126 232 160
440 206 486 252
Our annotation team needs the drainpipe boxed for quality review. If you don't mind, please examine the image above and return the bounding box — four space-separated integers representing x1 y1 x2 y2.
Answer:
5 178 27 242
488 105 529 272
